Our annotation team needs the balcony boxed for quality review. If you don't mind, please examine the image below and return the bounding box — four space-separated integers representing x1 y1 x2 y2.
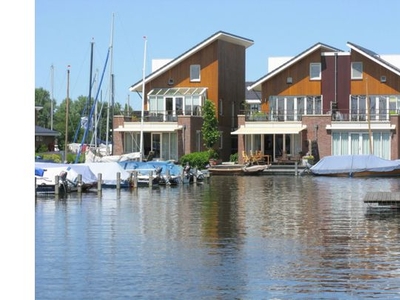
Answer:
123 109 202 122
241 109 396 123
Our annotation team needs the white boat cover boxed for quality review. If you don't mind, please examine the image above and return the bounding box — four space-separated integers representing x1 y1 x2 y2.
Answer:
35 162 98 184
310 155 400 175
82 162 131 185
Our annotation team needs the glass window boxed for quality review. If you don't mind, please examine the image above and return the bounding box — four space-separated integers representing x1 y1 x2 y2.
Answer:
190 64 200 82
310 63 321 80
351 62 363 79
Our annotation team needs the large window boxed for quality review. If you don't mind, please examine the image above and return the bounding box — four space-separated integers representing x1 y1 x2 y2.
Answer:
332 131 390 159
151 132 178 161
351 94 400 121
351 62 363 79
148 88 207 119
269 95 322 121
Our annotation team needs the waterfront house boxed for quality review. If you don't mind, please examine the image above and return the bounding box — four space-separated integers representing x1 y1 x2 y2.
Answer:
113 31 254 162
35 106 60 152
236 42 400 163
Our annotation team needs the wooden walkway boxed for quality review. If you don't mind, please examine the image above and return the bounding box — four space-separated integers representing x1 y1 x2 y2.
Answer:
364 192 400 206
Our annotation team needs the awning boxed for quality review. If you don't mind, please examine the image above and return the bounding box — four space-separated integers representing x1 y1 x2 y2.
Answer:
326 124 396 130
231 125 307 135
114 124 183 133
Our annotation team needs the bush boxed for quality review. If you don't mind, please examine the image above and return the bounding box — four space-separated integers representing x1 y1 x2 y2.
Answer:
179 151 210 169
230 153 238 163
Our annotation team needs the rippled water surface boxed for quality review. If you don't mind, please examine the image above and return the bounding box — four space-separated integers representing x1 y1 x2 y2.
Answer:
36 176 400 299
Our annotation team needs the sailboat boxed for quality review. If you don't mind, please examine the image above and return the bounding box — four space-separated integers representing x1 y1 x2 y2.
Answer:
82 14 140 163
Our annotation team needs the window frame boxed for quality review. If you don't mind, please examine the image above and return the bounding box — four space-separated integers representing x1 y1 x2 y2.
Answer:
309 63 321 80
351 62 363 80
190 64 201 82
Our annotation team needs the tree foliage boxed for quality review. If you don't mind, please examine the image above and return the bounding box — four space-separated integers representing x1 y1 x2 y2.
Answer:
35 87 133 150
201 99 220 155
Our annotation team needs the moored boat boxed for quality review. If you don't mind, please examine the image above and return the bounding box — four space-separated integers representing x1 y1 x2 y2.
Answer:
208 163 268 176
308 154 400 177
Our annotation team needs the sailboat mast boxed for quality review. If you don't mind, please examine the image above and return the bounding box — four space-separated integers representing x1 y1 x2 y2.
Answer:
50 64 54 130
106 13 114 155
140 36 147 162
366 77 373 154
64 65 70 163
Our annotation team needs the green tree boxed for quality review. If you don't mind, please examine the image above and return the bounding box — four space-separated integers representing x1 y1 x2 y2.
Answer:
35 87 55 128
201 99 220 158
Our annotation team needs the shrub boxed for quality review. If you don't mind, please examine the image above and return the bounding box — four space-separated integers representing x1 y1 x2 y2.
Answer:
230 153 238 163
179 151 210 169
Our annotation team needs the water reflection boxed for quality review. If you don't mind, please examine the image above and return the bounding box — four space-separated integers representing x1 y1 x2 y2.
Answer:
36 176 400 299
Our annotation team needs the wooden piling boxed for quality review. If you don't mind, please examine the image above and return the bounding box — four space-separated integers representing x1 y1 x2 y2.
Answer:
97 173 102 192
149 170 153 187
116 172 121 190
55 175 60 195
77 174 82 194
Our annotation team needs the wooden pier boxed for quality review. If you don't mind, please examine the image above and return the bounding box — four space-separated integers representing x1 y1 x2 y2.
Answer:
364 192 400 207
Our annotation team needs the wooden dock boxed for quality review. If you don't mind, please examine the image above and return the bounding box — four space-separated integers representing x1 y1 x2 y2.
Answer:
364 192 400 207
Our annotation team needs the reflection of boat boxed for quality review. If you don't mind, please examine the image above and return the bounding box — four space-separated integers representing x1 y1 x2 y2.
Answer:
208 163 268 176
308 155 400 177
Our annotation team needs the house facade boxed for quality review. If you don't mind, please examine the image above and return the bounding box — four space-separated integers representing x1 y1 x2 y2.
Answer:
35 106 60 152
113 31 254 162
235 42 400 164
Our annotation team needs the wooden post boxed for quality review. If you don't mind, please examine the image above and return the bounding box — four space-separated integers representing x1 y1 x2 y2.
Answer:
116 172 121 190
149 170 153 187
97 173 102 192
77 174 82 194
55 175 59 195
133 171 138 188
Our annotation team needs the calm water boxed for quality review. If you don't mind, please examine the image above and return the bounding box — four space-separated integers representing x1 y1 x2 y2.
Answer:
35 175 400 299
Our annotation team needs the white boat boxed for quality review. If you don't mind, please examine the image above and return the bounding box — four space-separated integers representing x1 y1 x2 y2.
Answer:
35 162 98 194
308 155 400 177
208 163 268 176
83 162 132 188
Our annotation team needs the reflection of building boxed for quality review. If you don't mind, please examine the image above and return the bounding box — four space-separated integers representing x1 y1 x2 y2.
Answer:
113 31 254 162
35 106 60 151
235 42 400 163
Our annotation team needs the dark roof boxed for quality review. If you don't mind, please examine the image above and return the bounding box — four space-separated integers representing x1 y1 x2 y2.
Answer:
245 82 261 100
35 125 60 137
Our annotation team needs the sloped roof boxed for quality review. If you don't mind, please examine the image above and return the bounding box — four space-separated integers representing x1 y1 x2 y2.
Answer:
248 43 343 91
129 31 254 92
347 42 400 76
35 125 60 137
245 81 261 101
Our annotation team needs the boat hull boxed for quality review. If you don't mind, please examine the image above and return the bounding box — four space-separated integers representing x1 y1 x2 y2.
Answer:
208 164 267 176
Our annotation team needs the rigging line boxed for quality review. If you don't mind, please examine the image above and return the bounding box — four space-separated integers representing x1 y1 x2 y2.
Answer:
71 73 98 144
75 47 111 163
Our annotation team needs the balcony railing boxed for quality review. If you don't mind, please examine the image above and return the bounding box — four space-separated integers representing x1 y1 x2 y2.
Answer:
124 109 202 122
240 109 397 122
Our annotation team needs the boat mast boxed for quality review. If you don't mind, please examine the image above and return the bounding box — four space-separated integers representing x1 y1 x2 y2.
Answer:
366 77 373 154
140 36 147 162
64 65 70 163
106 13 114 155
50 64 54 130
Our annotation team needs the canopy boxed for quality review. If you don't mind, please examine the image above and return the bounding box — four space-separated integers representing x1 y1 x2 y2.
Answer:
231 125 306 135
114 124 183 133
